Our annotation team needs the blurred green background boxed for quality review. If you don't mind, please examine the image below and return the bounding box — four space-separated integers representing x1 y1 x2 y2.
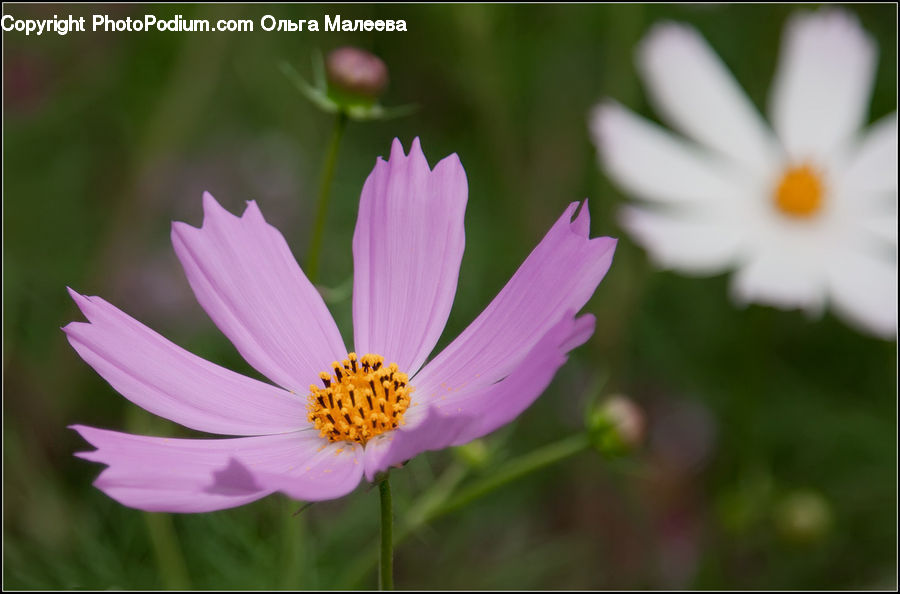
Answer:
3 3 896 589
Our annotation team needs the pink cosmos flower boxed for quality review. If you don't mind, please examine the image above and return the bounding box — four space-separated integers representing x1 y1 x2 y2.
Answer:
67 138 617 512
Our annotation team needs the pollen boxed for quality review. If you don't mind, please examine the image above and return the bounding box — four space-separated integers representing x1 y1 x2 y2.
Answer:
307 353 412 445
774 164 824 218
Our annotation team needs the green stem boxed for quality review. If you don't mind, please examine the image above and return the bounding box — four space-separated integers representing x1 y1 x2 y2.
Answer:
306 111 348 283
340 433 591 589
378 477 394 590
399 463 468 536
144 513 191 590
126 410 191 590
341 463 467 589
431 433 591 521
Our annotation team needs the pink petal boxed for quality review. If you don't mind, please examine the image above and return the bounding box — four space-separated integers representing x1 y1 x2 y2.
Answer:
362 405 474 482
362 313 594 480
424 312 594 444
352 138 467 375
72 425 363 512
64 289 306 436
412 201 615 397
171 192 346 393
560 312 598 353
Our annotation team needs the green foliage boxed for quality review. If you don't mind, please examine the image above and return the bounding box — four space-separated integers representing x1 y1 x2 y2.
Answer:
3 3 896 590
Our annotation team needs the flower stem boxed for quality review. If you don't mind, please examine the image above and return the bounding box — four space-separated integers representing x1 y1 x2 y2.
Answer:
378 476 394 590
430 432 591 521
144 510 191 589
340 433 592 589
306 111 348 284
127 410 191 589
399 462 468 532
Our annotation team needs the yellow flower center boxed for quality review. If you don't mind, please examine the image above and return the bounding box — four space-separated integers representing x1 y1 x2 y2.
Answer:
774 164 824 218
307 353 412 445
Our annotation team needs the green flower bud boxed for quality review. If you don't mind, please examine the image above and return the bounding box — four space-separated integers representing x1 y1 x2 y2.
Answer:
587 394 645 455
281 49 413 122
775 489 833 545
454 439 490 469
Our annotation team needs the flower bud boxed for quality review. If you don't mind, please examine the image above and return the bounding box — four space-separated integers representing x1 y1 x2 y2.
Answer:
325 46 389 103
454 439 490 469
587 394 645 455
775 489 833 545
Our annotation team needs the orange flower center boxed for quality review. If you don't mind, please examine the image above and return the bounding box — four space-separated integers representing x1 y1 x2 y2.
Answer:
307 353 412 445
774 164 824 218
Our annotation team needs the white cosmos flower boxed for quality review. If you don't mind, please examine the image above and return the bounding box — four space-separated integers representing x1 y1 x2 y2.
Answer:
590 9 897 338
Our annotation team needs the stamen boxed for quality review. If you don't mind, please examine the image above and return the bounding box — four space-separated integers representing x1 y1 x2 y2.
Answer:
307 353 412 445
774 164 824 218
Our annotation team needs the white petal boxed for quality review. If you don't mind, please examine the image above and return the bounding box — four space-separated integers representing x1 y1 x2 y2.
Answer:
637 22 778 176
839 112 899 199
730 241 827 313
590 101 753 207
769 9 877 162
827 246 897 339
619 205 748 275
856 211 898 248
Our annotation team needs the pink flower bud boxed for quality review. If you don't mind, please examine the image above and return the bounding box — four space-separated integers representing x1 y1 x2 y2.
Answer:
325 46 389 101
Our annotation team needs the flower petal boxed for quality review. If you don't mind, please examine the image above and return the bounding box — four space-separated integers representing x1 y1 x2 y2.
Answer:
362 406 473 482
64 289 306 436
838 112 899 199
619 205 749 275
412 202 615 397
72 425 363 512
590 101 753 207
235 440 364 503
856 211 898 248
430 313 594 445
171 192 346 392
637 22 778 175
769 9 876 161
730 241 826 313
352 138 467 375
362 313 594 481
826 247 897 339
